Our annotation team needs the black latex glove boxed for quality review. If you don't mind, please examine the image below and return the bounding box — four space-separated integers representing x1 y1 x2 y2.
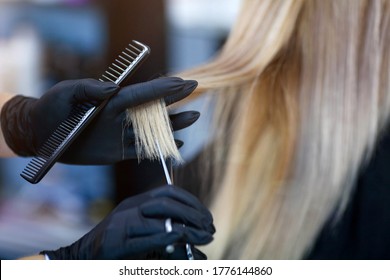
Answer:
40 185 215 260
1 77 199 164
149 244 208 260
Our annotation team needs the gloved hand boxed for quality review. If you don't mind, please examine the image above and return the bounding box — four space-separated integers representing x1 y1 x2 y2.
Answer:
149 244 208 260
40 185 215 260
1 77 199 164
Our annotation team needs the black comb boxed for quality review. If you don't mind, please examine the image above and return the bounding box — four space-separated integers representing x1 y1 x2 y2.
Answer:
21 40 150 184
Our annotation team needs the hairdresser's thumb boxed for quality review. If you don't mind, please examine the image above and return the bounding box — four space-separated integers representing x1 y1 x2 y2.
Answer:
73 79 119 103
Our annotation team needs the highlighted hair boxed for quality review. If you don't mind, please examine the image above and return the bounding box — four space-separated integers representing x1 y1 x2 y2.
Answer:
176 0 390 259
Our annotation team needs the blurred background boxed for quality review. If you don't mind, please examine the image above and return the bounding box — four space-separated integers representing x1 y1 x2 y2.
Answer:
0 0 241 259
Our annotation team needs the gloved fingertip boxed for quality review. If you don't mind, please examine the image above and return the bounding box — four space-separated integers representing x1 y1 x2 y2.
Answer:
204 234 214 244
100 82 120 94
170 110 200 131
183 229 214 245
191 247 207 260
208 223 216 234
175 140 184 149
164 80 198 105
183 110 200 124
211 223 216 234
190 110 201 120
153 76 186 91
199 216 214 231
166 231 183 244
74 79 119 102
183 80 198 94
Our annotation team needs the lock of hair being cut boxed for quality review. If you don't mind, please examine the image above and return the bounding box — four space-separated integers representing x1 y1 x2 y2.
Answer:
126 99 183 163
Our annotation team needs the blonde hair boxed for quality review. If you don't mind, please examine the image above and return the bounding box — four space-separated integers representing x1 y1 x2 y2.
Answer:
175 0 390 259
126 99 182 162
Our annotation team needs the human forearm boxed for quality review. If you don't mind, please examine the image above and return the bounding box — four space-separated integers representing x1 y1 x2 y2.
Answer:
18 255 45 260
0 93 17 157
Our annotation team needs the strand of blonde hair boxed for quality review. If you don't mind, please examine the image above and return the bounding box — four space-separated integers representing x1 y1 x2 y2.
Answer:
175 0 390 259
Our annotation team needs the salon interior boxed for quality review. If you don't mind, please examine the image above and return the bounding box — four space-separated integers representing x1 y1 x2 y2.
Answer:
0 0 241 259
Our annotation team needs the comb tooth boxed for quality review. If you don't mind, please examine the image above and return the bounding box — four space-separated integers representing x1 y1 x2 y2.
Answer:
115 59 128 68
52 126 68 137
23 175 34 180
23 173 34 179
123 53 135 61
131 40 150 56
74 114 83 121
109 67 122 76
25 165 37 172
32 159 43 165
50 135 63 144
43 138 55 147
22 169 32 175
123 51 135 60
28 163 39 170
112 63 125 71
27 163 38 170
40 152 50 159
26 159 44 171
39 150 51 158
21 171 33 178
129 43 142 53
102 74 115 82
31 163 42 170
39 145 51 154
29 167 40 173
125 47 137 55
34 158 46 165
59 124 72 133
64 119 77 128
66 120 77 128
105 70 118 80
126 47 139 57
118 55 131 64
74 114 84 121
41 150 52 158
36 158 46 165
52 132 64 140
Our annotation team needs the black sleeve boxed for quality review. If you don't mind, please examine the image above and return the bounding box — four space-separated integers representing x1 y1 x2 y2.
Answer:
308 127 390 259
